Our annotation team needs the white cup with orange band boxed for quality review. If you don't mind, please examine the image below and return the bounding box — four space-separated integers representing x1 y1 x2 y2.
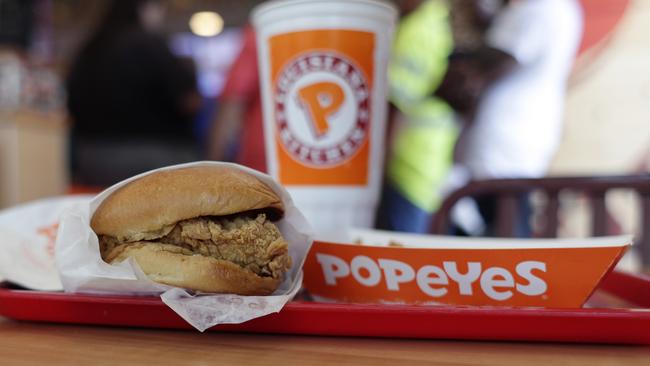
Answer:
252 0 398 239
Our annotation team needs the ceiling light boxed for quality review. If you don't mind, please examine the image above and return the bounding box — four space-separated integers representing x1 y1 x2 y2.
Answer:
189 11 224 37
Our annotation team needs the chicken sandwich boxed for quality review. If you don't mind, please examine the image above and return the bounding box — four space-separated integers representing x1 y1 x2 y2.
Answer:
91 166 291 295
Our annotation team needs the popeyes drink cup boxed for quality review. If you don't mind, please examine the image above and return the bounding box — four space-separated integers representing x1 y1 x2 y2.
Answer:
252 0 397 240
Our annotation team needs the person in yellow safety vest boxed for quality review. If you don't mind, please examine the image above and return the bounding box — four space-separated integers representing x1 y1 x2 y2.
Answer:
375 0 459 233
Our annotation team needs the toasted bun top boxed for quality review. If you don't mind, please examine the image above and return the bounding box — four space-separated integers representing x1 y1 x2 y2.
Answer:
91 166 284 240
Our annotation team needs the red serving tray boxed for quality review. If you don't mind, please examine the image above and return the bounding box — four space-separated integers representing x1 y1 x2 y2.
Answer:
1 270 649 345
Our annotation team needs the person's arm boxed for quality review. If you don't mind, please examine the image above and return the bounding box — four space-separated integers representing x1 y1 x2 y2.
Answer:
207 26 258 162
207 98 246 161
436 47 517 114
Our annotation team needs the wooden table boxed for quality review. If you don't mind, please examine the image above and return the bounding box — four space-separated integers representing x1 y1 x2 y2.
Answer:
1 317 649 365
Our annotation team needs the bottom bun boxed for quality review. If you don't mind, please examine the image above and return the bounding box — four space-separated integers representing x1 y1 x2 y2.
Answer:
109 242 282 295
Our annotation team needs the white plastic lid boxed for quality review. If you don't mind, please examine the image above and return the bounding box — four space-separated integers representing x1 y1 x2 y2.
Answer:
252 0 397 28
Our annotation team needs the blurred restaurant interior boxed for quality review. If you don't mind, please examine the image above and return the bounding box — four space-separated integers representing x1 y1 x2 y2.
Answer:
1 0 259 203
1 0 650 268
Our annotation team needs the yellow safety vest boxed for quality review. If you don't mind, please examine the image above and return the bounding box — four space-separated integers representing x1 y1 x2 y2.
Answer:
387 0 458 212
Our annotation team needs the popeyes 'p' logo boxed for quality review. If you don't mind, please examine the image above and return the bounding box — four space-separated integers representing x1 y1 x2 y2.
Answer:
274 53 370 167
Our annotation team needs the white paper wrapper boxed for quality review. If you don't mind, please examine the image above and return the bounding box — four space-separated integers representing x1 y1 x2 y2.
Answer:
0 195 93 291
55 162 313 331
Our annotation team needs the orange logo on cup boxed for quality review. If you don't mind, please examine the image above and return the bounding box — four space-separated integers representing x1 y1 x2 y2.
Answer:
302 241 627 308
269 30 374 185
297 81 344 138
275 53 370 167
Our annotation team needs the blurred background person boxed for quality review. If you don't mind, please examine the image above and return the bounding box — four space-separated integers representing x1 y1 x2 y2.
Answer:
206 24 266 173
66 0 201 187
440 0 584 236
441 0 501 118
374 0 457 233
